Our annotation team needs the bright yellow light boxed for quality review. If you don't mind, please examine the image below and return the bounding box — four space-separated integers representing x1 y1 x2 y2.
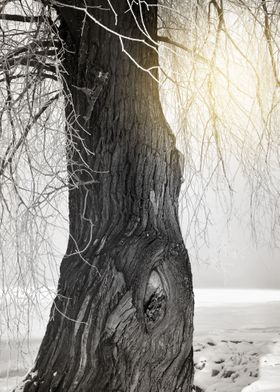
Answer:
159 1 280 248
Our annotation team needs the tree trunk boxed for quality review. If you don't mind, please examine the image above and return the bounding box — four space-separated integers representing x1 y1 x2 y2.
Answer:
19 1 194 391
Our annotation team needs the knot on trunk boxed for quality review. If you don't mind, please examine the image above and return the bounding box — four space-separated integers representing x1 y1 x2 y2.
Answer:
144 270 166 329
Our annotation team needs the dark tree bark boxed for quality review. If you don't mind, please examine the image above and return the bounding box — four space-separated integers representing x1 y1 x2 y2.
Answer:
19 1 194 391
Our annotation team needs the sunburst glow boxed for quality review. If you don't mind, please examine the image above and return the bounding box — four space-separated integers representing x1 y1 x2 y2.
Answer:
159 0 280 250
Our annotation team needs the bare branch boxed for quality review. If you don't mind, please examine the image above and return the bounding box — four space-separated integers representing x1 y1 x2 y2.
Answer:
0 93 60 177
157 34 209 64
0 52 58 73
0 13 52 24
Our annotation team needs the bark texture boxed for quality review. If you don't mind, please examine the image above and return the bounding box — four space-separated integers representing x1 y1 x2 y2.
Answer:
19 1 194 391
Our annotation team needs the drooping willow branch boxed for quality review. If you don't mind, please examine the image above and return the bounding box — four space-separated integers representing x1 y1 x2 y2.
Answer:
0 92 60 178
261 0 280 87
157 34 248 96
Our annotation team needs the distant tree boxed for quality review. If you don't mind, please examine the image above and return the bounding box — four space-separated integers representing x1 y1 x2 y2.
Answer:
1 1 280 391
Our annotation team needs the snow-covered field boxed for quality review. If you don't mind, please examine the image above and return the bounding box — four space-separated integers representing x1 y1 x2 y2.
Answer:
1 289 280 391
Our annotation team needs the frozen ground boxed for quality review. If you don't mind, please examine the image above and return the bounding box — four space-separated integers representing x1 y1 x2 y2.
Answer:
1 289 280 391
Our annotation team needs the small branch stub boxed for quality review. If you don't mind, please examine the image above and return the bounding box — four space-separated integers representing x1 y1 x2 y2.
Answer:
73 71 109 124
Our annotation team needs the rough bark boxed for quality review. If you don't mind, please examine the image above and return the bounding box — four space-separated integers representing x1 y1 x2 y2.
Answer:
19 1 194 391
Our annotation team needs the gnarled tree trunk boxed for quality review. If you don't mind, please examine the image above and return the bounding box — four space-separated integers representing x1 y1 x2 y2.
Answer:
19 1 194 391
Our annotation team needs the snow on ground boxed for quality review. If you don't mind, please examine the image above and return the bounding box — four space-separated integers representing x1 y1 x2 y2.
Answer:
193 330 280 392
0 338 41 392
193 290 280 392
1 289 280 391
